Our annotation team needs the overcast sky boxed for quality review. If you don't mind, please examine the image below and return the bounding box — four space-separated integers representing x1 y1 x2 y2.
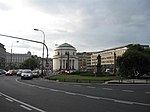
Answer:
0 0 150 58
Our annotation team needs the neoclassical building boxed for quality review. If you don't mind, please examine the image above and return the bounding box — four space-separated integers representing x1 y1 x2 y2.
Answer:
6 51 32 68
53 43 78 71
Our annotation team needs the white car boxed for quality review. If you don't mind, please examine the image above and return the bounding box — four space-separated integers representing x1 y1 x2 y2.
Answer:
21 70 33 80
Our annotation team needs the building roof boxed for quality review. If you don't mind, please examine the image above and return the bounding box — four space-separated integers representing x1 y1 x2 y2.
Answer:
58 43 75 48
93 44 132 54
92 44 149 54
55 43 77 51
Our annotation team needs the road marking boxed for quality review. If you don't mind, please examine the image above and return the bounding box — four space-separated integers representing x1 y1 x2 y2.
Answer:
28 84 35 87
20 105 32 111
87 86 96 89
15 78 150 107
114 100 133 105
65 92 77 95
15 78 34 87
49 89 60 92
37 86 46 89
85 95 100 100
0 92 46 112
145 92 150 94
122 90 134 93
134 102 150 107
103 88 113 91
5 98 14 102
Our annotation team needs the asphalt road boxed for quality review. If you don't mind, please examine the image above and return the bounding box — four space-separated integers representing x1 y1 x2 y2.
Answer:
0 75 150 112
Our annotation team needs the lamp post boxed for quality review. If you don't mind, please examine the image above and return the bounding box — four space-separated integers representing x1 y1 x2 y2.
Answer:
34 29 45 76
11 41 19 69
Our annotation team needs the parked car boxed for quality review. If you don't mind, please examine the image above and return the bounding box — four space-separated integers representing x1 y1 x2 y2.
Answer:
21 70 33 80
17 69 24 76
0 69 6 75
32 70 40 78
5 70 17 76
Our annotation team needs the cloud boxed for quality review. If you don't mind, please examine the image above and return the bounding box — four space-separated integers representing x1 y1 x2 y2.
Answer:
0 0 150 57
0 2 12 11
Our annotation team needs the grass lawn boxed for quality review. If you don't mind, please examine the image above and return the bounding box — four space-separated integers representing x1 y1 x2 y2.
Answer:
48 74 121 83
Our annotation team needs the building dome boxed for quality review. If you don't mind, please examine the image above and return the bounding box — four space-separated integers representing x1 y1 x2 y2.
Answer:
53 43 78 71
56 43 76 51
58 43 75 48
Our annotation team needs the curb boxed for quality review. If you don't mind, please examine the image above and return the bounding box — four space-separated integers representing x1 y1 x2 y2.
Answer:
105 79 150 84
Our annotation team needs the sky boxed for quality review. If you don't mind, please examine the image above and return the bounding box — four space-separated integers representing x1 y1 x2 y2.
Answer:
0 0 150 58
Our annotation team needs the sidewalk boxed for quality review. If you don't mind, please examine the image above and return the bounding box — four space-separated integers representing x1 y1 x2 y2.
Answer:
105 79 150 84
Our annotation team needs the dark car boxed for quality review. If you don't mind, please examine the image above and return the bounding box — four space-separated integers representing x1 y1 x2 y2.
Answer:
5 70 17 76
17 69 24 76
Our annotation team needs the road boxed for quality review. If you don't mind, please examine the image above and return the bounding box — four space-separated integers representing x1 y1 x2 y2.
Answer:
0 75 150 112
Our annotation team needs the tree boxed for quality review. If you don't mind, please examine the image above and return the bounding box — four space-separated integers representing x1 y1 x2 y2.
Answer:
21 57 38 70
117 44 150 78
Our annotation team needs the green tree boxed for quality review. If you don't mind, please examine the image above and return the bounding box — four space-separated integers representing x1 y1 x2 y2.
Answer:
117 44 150 78
21 57 38 70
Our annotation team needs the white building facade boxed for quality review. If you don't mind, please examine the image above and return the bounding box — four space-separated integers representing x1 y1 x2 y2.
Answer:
53 43 78 71
6 51 31 68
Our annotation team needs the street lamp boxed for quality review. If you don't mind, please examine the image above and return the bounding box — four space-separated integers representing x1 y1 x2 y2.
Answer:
11 41 19 69
34 29 45 76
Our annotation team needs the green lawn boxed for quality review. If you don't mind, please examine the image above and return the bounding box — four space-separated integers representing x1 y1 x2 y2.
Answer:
48 74 121 83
